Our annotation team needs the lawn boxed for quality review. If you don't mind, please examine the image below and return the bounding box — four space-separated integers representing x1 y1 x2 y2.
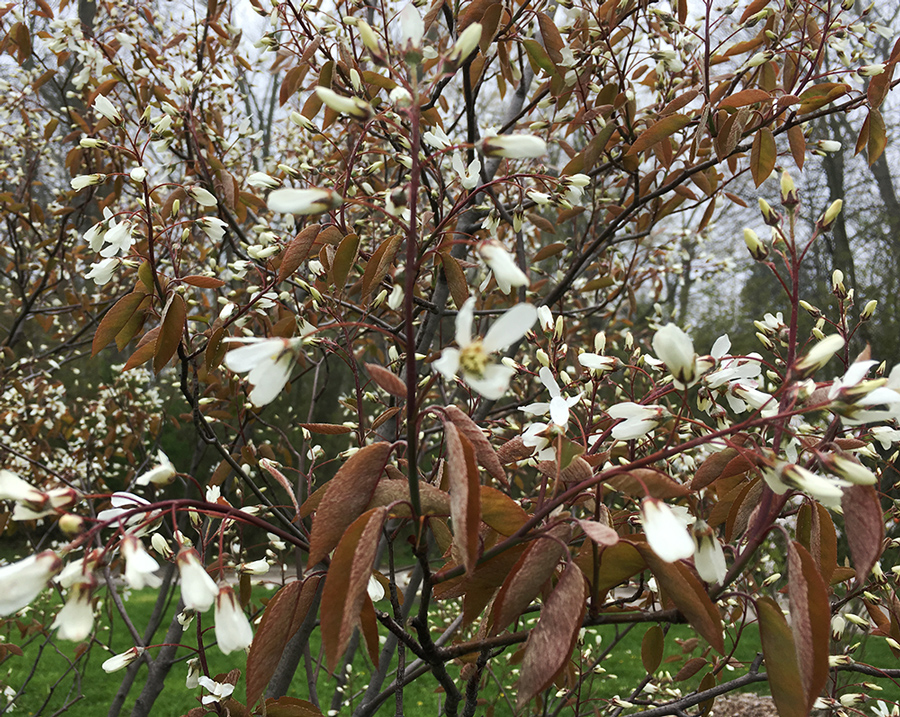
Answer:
3 585 899 716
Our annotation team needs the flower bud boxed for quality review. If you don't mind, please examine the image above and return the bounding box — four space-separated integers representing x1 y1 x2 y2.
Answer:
780 171 798 207
447 22 482 66
820 199 843 230
481 134 547 159
59 513 86 536
758 197 779 225
93 94 122 124
102 646 145 673
832 269 847 298
859 63 886 76
743 228 768 260
861 299 877 320
315 87 373 120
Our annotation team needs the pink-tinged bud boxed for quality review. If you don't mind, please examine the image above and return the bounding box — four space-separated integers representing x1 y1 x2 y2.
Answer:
743 228 768 260
480 134 547 159
52 582 94 641
0 551 62 616
102 646 145 673
641 499 694 563
176 549 219 612
780 171 798 207
214 586 254 655
819 199 843 230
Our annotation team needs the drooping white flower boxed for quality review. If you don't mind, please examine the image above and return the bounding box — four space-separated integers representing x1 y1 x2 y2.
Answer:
71 174 106 190
398 3 424 53
367 574 385 602
135 450 177 487
97 491 153 529
176 549 219 613
653 324 707 388
246 171 281 188
223 337 306 406
607 402 664 441
315 87 373 120
214 586 253 655
641 498 695 563
52 583 94 641
188 186 218 207
239 559 270 575
0 470 45 504
102 646 145 673
198 216 227 242
762 462 849 510
693 521 727 583
451 152 481 190
86 258 119 285
98 219 133 258
522 366 581 428
198 676 235 705
93 94 122 123
423 125 451 150
481 134 547 159
447 22 482 65
477 239 529 295
818 453 877 486
185 658 201 689
0 551 62 616
578 352 619 372
121 535 162 589
267 187 343 215
432 298 537 400
794 334 845 377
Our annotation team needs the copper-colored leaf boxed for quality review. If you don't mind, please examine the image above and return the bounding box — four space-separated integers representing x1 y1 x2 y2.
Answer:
439 252 468 309
92 292 145 357
536 12 564 65
307 443 392 565
360 234 401 302
153 293 186 374
491 523 571 634
674 656 708 681
842 484 884 581
297 422 353 435
740 0 771 22
278 225 320 283
320 507 385 672
515 562 587 710
641 625 664 673
263 696 324 716
246 576 322 708
605 469 690 499
122 332 157 371
182 275 226 288
577 519 619 547
757 596 807 717
867 107 886 165
797 83 849 114
750 128 776 187
367 479 450 517
480 485 527 535
444 422 481 575
719 88 771 108
787 541 829 712
691 446 754 490
626 114 691 157
641 547 724 653
365 363 407 399
787 124 806 170
444 405 506 485
259 460 299 517
796 502 837 584
330 232 359 292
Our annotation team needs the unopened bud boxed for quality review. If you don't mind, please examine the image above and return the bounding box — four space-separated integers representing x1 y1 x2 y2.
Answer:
59 513 86 536
832 270 846 298
861 299 877 320
447 22 482 66
820 199 842 230
859 63 886 76
536 348 550 367
780 171 798 207
758 197 778 225
743 228 768 260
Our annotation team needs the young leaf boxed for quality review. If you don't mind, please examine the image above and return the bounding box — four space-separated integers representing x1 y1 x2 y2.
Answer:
92 292 145 356
320 507 386 673
444 421 481 575
842 484 884 581
750 128 776 187
246 575 322 708
480 485 527 535
515 562 587 710
153 293 186 373
365 362 407 399
757 596 807 717
444 405 507 485
626 114 691 157
641 625 664 673
277 224 320 283
307 442 391 565
787 541 830 712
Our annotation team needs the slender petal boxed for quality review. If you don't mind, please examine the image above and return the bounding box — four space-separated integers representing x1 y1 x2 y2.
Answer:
642 499 694 562
482 303 538 353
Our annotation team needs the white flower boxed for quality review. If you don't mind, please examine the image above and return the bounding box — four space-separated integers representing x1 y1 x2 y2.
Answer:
129 166 147 183
432 298 537 400
189 186 218 207
239 559 270 575
522 366 580 428
71 174 106 190
653 324 706 388
0 551 61 616
447 22 482 64
641 498 695 563
794 334 844 377
477 239 529 294
607 402 663 440
267 187 343 215
481 134 547 159
828 361 900 425
151 533 174 559
102 646 144 673
121 535 162 589
398 3 424 53
223 337 305 406
93 94 122 123
135 450 177 487
185 658 201 689
198 676 235 705
693 521 727 583
98 219 133 258
176 549 219 612
214 586 254 655
52 583 94 641
97 491 153 530
451 152 481 190
0 469 45 504
818 453 877 486
247 172 281 188
578 353 618 372
86 257 119 285
763 463 848 510
423 126 451 150
367 574 385 602
198 216 227 242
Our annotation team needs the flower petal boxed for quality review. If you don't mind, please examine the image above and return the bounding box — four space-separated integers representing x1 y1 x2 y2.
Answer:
482 303 537 353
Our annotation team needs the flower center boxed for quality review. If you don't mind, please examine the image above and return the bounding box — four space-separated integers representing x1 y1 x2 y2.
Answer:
459 340 489 378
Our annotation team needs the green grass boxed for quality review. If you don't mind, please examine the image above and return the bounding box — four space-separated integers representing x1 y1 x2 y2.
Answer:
3 588 900 716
